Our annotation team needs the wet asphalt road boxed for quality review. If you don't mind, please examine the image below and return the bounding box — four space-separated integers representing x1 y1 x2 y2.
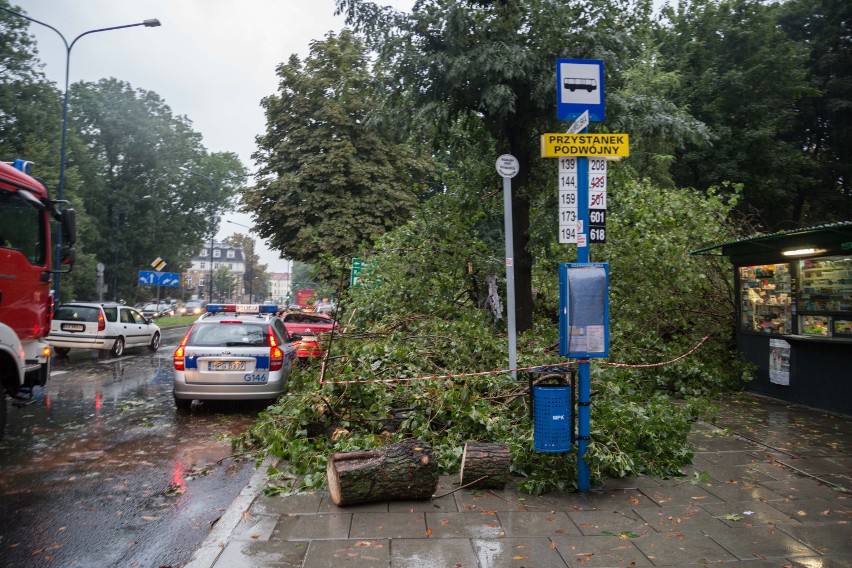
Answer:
0 327 262 568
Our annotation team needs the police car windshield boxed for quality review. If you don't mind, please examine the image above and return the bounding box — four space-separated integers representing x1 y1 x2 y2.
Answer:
188 322 267 347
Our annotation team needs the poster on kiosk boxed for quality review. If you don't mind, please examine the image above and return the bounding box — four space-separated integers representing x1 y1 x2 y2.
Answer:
559 263 610 358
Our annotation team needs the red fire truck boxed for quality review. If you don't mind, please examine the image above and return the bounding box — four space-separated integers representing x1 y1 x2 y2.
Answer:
0 159 76 438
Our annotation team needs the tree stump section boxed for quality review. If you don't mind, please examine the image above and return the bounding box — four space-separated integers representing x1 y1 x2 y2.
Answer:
460 442 511 489
327 439 438 506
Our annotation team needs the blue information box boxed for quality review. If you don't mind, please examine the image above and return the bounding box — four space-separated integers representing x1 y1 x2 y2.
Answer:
559 263 609 358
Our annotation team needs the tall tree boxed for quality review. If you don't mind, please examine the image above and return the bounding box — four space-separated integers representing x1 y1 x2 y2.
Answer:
70 78 244 302
0 1 60 159
777 0 852 222
246 30 434 279
223 232 269 303
336 0 649 332
658 0 814 229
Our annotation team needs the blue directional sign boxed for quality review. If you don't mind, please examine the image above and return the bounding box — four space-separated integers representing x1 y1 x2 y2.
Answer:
556 59 605 122
138 270 181 287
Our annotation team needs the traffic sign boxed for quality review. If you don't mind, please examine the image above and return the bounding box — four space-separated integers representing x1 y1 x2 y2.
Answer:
151 257 166 271
495 154 519 178
566 110 589 134
556 59 605 122
351 258 369 287
541 133 629 158
138 270 180 287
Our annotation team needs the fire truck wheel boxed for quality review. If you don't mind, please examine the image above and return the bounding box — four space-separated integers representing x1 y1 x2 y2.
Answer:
111 337 125 358
0 391 6 441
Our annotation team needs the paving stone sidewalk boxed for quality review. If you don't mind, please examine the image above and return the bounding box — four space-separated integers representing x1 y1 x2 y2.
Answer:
187 394 850 567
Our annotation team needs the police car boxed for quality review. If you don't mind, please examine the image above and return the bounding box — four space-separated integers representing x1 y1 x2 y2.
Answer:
172 304 298 409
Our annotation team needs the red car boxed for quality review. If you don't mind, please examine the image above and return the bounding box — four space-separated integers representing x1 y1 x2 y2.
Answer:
279 312 339 361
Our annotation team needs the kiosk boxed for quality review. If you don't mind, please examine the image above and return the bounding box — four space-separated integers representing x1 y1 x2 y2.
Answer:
692 221 852 415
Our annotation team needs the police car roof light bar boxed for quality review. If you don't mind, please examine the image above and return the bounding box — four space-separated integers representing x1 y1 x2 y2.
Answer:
206 304 278 315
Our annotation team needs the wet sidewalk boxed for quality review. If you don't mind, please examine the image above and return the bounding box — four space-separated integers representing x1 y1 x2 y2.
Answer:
186 394 850 567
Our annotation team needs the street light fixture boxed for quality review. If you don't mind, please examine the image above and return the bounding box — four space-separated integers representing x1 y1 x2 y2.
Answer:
226 220 255 303
0 6 161 303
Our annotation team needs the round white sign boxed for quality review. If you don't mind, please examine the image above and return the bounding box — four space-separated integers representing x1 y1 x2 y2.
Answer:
495 154 519 178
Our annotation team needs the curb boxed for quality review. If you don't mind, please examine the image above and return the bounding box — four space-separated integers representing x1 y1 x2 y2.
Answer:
184 456 275 568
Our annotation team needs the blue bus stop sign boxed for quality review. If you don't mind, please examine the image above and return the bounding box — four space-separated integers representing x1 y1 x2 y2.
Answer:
556 59 605 122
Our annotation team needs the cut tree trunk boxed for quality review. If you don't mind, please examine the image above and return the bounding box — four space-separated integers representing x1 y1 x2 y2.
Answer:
326 439 438 506
460 442 511 489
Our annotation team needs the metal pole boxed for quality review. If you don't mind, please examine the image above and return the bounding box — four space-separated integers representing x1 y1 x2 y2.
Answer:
247 238 253 303
496 155 519 378
209 230 215 302
576 155 591 492
502 177 518 379
0 7 160 303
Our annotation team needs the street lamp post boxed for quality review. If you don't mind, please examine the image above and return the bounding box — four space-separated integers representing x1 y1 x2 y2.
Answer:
226 220 254 303
186 172 219 303
186 171 251 303
0 6 161 303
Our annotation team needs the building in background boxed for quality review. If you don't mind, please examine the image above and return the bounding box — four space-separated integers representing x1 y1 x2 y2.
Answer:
185 241 247 302
268 272 292 305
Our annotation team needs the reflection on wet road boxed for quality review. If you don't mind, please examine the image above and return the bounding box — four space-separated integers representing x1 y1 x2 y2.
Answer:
0 331 261 567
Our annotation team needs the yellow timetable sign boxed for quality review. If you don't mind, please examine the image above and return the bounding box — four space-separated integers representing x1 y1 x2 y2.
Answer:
540 133 630 158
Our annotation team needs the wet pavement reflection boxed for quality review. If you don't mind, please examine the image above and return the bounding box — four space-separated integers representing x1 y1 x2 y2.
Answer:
0 331 263 567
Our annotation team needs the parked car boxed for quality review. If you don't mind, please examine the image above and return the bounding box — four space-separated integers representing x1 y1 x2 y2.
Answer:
279 311 339 361
313 301 336 314
48 302 161 358
172 303 297 409
141 302 174 318
181 300 207 316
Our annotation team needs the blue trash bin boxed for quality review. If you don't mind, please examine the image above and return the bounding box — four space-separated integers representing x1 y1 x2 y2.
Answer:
527 365 576 454
531 376 573 453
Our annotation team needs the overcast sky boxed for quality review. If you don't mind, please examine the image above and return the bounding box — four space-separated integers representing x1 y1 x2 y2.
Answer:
14 0 414 273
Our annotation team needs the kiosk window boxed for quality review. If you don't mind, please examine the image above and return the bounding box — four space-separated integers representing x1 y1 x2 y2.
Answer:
739 264 792 334
798 256 852 337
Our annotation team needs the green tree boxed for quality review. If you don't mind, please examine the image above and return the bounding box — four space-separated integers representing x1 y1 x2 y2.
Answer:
658 0 814 229
212 265 236 303
0 1 59 159
69 78 244 302
0 3 101 301
246 30 434 279
223 232 269 303
336 0 652 332
777 0 852 222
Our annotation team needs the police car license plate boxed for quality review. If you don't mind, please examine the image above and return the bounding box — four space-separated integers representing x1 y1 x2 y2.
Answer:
210 360 246 371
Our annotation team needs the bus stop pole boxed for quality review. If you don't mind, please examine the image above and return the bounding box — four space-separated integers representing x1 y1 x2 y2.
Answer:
576 156 591 492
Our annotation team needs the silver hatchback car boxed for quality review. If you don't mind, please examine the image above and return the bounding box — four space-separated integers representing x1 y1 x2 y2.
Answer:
48 302 161 358
172 304 298 409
